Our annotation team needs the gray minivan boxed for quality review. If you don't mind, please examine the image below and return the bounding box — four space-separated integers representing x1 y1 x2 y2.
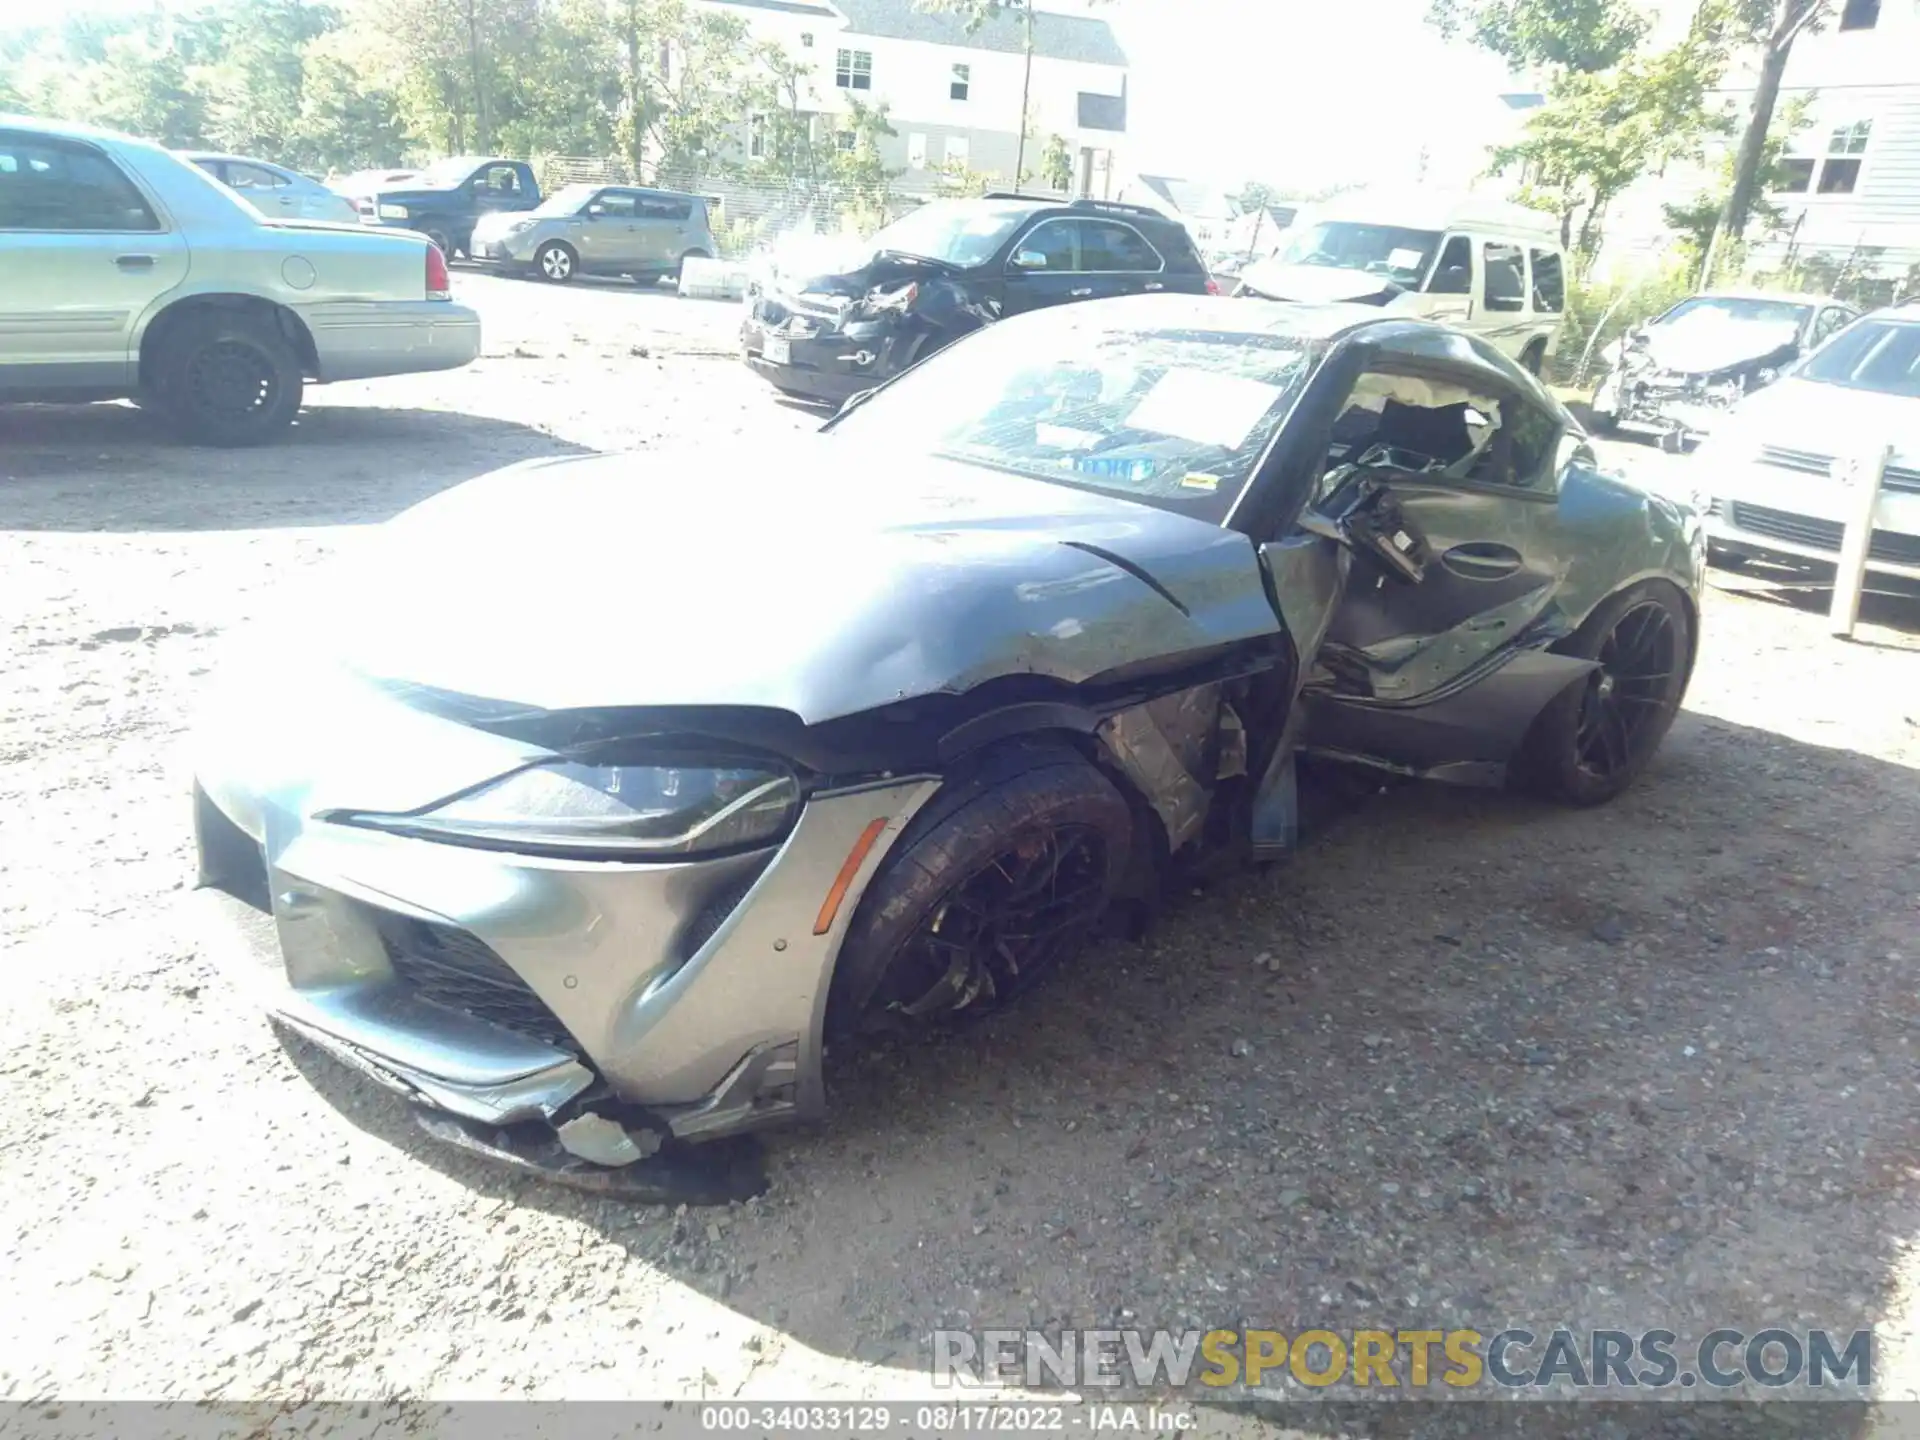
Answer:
467 183 716 284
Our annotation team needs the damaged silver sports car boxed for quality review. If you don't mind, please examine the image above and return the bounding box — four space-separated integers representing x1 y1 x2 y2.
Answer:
194 296 1703 1185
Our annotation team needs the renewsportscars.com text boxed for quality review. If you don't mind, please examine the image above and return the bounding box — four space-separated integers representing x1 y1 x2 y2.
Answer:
932 1327 1873 1391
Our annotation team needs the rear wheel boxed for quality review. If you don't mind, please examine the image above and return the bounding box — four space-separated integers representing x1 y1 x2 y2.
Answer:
829 744 1133 1038
536 241 577 283
151 311 303 446
1513 580 1693 806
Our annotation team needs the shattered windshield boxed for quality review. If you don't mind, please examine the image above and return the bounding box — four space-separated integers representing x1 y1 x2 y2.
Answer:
1799 318 1920 398
830 310 1317 523
866 201 1031 268
1275 221 1442 286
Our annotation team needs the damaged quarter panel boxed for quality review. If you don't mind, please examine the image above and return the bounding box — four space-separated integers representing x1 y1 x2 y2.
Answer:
325 449 1286 724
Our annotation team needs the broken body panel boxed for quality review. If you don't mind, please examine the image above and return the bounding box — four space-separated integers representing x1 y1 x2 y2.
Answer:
194 303 1699 1180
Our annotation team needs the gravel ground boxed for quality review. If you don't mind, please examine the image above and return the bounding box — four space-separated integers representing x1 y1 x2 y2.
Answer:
3 273 1919 1424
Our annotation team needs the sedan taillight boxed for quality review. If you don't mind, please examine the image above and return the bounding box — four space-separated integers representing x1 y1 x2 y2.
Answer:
1205 277 1222 296
426 243 451 301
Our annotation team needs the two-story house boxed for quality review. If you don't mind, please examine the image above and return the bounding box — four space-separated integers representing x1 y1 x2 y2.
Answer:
1603 0 1918 291
704 0 1129 199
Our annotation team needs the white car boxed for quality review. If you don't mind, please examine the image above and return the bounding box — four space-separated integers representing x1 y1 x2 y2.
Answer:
1 115 480 445
1699 306 1920 581
180 152 362 225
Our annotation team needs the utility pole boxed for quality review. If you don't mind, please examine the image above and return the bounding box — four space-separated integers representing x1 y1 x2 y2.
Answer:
1014 0 1034 190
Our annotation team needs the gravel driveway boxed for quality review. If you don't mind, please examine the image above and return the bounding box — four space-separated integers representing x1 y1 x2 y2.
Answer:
3 274 1919 1422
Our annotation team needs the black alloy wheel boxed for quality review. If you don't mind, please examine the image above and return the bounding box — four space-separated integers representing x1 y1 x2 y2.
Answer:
868 823 1110 1022
1573 598 1682 786
1514 580 1693 806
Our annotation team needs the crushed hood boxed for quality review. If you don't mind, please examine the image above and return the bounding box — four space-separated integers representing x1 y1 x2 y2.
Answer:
1637 313 1801 377
1236 261 1400 306
305 445 1284 726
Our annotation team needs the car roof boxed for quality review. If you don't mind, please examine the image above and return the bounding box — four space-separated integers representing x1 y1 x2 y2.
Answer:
1312 188 1563 244
177 151 291 170
0 112 165 152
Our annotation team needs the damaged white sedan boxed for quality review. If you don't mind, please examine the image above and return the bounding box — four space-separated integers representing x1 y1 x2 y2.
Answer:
193 297 1702 1189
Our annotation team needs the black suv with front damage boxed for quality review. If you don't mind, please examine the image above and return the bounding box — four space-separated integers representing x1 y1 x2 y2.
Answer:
742 194 1216 404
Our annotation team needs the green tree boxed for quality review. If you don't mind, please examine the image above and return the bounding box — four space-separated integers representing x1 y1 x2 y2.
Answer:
1040 132 1073 193
1425 0 1648 72
1708 0 1828 259
1663 92 1808 258
1490 22 1732 260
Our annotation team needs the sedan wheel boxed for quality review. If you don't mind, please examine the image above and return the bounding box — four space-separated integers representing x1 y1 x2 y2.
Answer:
153 313 303 446
537 242 576 283
829 746 1133 1037
1514 581 1693 806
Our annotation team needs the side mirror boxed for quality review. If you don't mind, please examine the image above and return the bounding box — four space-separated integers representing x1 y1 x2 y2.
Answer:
1011 250 1047 271
1300 479 1427 583
1296 509 1347 544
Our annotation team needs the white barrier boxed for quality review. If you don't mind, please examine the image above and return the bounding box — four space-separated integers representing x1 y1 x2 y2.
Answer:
678 256 750 301
1830 444 1892 640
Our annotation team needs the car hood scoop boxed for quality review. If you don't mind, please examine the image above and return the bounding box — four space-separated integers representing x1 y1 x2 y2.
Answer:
320 447 1283 726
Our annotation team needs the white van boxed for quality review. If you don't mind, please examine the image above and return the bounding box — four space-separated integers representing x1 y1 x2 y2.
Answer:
1234 190 1568 374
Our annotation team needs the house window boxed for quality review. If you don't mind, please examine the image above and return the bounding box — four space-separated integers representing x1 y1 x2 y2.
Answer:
835 49 872 90
1838 0 1879 28
907 132 928 169
942 135 970 168
748 114 768 160
1779 119 1873 195
950 63 970 101
835 129 857 154
800 31 813 46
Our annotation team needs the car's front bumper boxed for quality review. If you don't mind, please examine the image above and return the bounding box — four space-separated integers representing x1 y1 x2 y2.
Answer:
192 680 940 1154
740 304 905 404
1701 454 1920 582
467 233 539 267
301 300 481 382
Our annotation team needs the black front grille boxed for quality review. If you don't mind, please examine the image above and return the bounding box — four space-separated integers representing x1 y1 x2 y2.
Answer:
1730 503 1920 565
371 911 578 1053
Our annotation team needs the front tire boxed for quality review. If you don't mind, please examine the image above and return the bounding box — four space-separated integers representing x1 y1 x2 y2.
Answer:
1512 580 1694 806
151 312 303 447
829 744 1134 1037
536 241 577 283
422 226 455 259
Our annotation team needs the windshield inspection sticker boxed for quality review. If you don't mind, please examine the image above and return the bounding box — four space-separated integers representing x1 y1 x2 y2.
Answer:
1125 370 1282 450
1180 472 1222 491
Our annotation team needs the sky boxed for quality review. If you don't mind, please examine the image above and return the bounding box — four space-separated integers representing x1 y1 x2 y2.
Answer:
4 0 1527 194
1099 0 1520 193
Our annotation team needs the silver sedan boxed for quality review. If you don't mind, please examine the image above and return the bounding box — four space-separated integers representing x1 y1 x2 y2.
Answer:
178 151 363 226
0 115 479 444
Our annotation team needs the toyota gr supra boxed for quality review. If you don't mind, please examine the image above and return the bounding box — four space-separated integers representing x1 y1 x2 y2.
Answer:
193 296 1703 1185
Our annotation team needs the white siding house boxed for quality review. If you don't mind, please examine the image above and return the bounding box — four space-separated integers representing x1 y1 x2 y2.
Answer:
1604 0 1920 290
701 0 1129 198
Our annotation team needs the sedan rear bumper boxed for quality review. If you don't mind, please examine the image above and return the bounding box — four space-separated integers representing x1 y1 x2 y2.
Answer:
302 300 481 382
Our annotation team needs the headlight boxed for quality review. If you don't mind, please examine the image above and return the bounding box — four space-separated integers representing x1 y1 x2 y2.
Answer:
346 761 799 857
504 219 536 236
377 203 410 219
864 281 918 313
